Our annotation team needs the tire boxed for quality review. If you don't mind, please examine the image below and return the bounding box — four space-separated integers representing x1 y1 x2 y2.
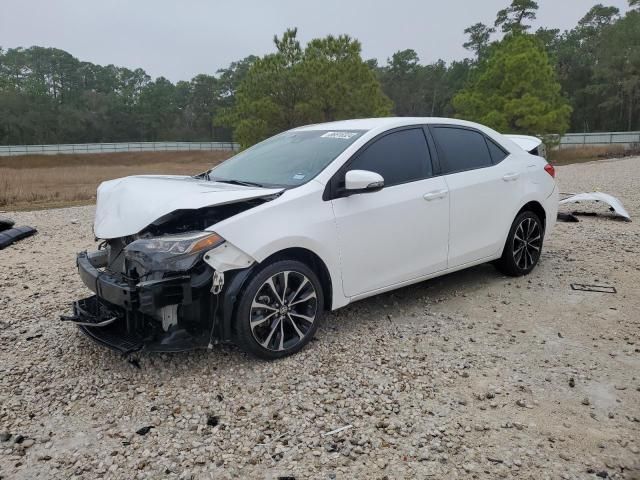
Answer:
235 260 324 360
494 210 544 277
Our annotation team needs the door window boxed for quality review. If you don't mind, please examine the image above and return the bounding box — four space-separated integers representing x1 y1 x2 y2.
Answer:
348 128 432 187
486 137 509 164
432 127 493 174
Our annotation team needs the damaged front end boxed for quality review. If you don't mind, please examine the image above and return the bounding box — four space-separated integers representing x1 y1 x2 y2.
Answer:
63 190 269 354
66 232 221 353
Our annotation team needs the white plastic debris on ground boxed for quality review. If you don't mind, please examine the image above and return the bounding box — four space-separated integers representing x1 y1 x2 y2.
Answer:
559 192 631 221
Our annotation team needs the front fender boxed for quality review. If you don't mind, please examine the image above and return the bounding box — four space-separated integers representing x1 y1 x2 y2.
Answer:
211 184 349 310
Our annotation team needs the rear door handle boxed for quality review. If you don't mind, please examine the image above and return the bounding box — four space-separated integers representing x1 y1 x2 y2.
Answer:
423 190 448 201
502 172 520 182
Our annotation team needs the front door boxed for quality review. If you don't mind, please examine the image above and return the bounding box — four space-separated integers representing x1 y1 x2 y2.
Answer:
330 127 450 297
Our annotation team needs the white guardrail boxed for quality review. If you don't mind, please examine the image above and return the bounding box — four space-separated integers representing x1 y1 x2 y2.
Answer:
558 131 640 149
0 132 638 156
0 141 239 156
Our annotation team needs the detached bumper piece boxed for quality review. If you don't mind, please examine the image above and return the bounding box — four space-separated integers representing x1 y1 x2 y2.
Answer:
67 296 145 354
0 226 37 250
67 250 214 353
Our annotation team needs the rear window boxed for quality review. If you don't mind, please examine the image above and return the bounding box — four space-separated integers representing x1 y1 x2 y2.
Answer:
432 127 493 174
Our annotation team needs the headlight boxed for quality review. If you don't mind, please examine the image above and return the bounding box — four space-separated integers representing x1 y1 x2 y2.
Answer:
128 232 224 255
124 232 225 273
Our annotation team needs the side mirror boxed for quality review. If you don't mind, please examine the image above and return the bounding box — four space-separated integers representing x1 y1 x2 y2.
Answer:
344 170 384 194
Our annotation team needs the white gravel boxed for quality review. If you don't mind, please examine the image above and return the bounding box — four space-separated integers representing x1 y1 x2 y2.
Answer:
1 157 639 479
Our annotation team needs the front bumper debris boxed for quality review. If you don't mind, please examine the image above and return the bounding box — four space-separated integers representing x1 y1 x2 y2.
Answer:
66 250 215 353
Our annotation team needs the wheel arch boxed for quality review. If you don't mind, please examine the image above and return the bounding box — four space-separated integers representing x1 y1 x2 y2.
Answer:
259 247 333 311
517 200 547 228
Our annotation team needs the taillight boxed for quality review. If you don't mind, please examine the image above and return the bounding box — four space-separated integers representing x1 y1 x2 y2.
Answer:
544 164 555 178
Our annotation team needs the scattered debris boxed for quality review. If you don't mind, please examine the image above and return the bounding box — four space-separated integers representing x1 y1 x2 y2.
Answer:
582 397 591 406
571 284 617 294
487 457 504 464
569 378 575 388
0 217 15 232
321 424 353 437
0 432 10 442
0 226 38 250
127 357 141 369
559 192 631 221
557 212 579 223
136 426 154 436
25 334 42 341
206 415 219 427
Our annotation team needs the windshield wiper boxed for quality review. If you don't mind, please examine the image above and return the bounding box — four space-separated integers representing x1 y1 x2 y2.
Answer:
211 178 266 188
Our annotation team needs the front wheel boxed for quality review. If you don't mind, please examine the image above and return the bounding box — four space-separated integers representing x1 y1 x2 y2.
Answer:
494 211 544 277
235 260 323 360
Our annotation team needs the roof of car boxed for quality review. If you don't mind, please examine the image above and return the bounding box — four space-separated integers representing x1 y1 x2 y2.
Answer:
294 117 484 132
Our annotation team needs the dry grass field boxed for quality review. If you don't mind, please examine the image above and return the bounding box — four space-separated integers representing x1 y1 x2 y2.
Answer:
549 145 633 165
0 151 233 211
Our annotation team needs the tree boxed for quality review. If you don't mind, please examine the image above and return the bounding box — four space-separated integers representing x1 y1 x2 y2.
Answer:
453 35 571 135
463 23 495 57
495 0 539 34
591 10 640 130
630 0 639 10
579 4 620 29
228 28 392 148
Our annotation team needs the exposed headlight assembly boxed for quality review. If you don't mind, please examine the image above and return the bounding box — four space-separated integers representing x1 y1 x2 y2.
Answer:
124 232 225 273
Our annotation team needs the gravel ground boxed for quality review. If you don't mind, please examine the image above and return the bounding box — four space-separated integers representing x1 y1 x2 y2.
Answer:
1 157 639 480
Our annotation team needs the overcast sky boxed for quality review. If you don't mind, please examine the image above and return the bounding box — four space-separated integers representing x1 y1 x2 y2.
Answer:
1 0 631 82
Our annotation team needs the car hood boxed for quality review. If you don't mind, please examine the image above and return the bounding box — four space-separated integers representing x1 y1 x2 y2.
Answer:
94 175 284 239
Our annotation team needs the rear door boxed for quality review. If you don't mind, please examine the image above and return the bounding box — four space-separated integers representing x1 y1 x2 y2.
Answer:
330 127 449 297
430 125 522 268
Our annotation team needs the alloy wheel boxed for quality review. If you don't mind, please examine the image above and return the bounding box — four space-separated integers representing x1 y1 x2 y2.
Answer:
249 271 318 352
513 217 542 270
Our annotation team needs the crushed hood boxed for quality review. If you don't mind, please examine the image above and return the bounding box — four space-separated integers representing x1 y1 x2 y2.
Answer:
94 175 283 239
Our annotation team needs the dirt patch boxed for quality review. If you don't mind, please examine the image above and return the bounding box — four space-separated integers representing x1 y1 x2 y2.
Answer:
0 158 638 479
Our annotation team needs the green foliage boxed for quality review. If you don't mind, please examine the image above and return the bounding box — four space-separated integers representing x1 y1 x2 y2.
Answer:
590 11 640 130
375 51 471 118
453 35 572 135
228 29 392 148
495 0 539 34
1 2 640 145
0 47 235 144
463 23 495 57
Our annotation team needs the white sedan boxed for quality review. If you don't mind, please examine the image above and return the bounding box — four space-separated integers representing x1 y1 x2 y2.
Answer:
66 117 558 359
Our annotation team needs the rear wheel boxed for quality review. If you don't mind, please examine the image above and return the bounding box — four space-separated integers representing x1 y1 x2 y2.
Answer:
235 260 323 359
494 211 544 277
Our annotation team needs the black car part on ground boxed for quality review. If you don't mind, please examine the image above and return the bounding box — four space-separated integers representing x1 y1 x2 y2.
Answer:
0 226 37 250
0 217 15 232
64 249 256 353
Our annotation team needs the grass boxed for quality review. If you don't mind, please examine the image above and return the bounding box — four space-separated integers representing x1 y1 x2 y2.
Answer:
0 151 232 211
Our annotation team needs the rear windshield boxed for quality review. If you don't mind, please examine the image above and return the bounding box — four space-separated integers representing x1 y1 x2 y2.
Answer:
210 130 365 187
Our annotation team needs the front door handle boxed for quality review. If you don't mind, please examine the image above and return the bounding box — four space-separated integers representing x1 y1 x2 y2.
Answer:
423 190 448 201
502 172 520 182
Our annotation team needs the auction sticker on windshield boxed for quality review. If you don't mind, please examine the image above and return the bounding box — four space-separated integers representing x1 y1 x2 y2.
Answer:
321 131 359 139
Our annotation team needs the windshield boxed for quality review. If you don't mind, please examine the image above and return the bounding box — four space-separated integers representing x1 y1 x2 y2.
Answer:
209 129 365 187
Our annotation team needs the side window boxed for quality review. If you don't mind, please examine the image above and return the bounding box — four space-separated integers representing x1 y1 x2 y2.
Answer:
432 127 493 174
486 137 509 164
348 128 432 186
